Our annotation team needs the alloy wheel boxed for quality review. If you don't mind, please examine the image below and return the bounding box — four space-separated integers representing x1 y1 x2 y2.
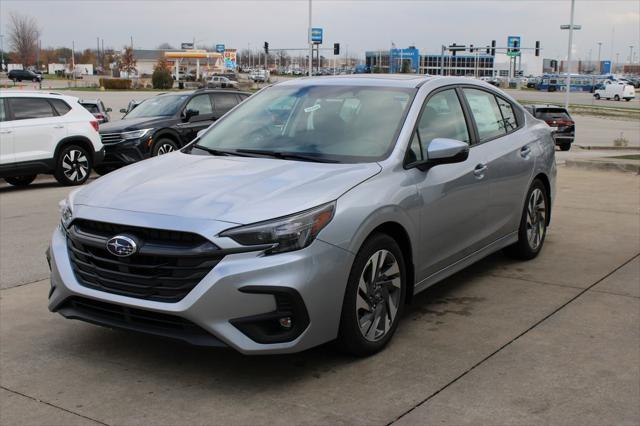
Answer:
62 149 89 182
526 188 546 250
157 143 175 155
356 249 402 342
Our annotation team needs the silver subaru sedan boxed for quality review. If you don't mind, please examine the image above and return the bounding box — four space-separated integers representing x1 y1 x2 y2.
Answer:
48 75 556 356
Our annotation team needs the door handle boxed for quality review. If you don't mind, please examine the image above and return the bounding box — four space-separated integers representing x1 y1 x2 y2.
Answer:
0 130 12 134
53 124 65 129
473 163 488 178
520 146 532 158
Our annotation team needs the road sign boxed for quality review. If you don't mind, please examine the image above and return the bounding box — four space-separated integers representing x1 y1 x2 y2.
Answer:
216 44 225 53
311 28 323 44
181 42 194 50
560 24 582 30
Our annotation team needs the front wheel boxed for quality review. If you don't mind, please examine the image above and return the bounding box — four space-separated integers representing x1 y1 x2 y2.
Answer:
152 139 179 156
594 94 601 100
504 179 549 260
4 175 37 187
614 95 620 101
54 145 92 186
338 233 406 356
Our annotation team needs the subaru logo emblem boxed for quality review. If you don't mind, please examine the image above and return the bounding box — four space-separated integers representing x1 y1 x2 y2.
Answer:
106 235 137 257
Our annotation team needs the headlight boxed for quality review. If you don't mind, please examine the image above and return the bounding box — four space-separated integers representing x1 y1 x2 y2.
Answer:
220 202 335 255
121 128 152 140
58 198 73 229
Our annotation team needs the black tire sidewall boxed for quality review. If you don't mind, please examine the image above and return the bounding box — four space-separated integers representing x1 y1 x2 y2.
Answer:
338 233 407 356
513 179 549 259
54 145 92 186
152 139 179 156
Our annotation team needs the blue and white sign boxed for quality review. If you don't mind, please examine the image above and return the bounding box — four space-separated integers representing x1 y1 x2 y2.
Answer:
601 60 612 74
215 44 225 53
311 28 323 44
507 36 521 56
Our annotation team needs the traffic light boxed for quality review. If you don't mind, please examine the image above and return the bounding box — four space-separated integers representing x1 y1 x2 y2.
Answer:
490 40 496 56
264 42 269 55
334 43 340 55
535 41 540 57
486 45 490 55
469 44 474 53
513 39 519 53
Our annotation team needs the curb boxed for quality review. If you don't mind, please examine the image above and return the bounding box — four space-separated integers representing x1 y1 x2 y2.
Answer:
575 145 640 151
565 159 640 174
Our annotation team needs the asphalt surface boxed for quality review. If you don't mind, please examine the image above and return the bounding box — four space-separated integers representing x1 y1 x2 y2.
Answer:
0 166 638 425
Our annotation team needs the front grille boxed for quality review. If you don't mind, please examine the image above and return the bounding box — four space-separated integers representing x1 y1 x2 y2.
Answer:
100 133 123 144
57 296 226 347
66 219 224 303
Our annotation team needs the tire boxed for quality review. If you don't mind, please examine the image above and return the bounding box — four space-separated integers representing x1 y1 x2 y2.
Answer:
559 143 571 151
614 95 620 101
4 175 37 187
152 138 179 156
594 94 600 100
337 233 406 356
504 179 549 260
54 144 92 186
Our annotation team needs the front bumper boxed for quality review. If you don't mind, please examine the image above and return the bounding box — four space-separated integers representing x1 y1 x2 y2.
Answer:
100 138 151 168
47 208 354 354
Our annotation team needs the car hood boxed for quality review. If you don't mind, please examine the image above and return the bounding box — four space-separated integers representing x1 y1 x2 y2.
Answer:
74 152 381 224
99 117 172 133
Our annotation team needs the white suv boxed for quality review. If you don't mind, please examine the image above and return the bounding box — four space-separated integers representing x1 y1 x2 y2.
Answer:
0 92 104 186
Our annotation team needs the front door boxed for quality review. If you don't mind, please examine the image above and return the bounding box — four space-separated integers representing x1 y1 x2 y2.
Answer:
179 94 216 142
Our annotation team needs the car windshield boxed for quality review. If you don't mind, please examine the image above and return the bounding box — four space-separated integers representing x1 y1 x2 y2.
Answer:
195 85 415 163
125 95 189 118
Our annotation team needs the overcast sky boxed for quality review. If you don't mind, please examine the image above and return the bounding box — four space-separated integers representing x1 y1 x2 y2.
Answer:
1 0 639 62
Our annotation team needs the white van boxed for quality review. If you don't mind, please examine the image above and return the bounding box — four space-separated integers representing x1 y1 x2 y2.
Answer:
594 80 636 101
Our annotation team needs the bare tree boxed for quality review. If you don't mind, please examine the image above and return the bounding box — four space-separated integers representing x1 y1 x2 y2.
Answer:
8 12 41 66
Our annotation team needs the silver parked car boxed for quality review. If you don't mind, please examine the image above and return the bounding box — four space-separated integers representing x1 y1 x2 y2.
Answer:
48 75 556 356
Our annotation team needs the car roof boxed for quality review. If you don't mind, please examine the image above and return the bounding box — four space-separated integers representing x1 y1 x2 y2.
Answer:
275 74 436 88
529 104 568 110
0 91 78 102
79 99 102 104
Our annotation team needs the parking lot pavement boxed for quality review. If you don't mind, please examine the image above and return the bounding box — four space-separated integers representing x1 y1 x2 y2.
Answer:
0 167 638 425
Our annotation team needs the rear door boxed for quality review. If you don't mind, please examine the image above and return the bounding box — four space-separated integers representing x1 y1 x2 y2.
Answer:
7 97 68 164
0 98 15 167
461 87 535 242
212 92 241 120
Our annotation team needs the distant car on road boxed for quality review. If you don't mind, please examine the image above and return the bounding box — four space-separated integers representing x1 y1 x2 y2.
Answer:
80 99 112 124
525 104 575 151
96 89 250 174
206 76 239 89
594 81 635 101
0 91 103 186
8 69 43 82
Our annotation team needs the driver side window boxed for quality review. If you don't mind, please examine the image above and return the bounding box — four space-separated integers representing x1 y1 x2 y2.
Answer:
184 94 213 116
408 89 470 162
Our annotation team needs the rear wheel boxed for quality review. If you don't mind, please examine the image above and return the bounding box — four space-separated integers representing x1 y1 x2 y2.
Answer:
614 95 620 101
4 175 37 187
54 145 92 186
504 179 548 260
152 139 179 156
338 233 406 356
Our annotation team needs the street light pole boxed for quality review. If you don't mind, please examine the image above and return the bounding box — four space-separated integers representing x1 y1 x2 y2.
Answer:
597 41 602 73
564 0 576 110
630 45 634 64
308 0 313 77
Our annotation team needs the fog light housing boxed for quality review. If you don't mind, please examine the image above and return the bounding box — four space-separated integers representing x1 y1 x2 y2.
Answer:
230 286 309 344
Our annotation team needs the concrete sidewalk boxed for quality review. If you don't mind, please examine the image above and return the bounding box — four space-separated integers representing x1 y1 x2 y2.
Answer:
1 167 639 426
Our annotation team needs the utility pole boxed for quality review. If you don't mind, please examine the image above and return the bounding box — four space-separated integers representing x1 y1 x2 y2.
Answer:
308 0 312 76
597 41 602 73
0 34 4 72
563 0 577 110
630 45 634 64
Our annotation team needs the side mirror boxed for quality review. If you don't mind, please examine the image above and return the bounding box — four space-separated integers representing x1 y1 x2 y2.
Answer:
106 107 112 112
412 138 469 171
119 108 127 114
184 109 199 122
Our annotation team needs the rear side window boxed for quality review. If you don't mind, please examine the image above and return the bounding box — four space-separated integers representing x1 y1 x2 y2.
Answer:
51 99 72 115
8 98 56 120
213 93 239 112
496 97 517 132
462 88 505 141
81 103 100 113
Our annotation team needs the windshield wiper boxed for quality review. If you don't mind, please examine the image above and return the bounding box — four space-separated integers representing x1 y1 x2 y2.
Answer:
235 149 339 163
192 144 248 157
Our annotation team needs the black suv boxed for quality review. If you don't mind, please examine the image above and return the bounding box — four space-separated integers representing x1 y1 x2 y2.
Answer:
525 104 575 151
8 69 43 82
96 89 250 174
